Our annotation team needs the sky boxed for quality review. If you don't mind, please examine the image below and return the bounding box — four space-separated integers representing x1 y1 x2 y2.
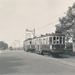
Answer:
0 0 75 47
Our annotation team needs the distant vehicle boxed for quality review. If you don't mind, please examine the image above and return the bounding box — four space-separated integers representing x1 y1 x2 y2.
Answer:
10 46 13 50
23 31 65 56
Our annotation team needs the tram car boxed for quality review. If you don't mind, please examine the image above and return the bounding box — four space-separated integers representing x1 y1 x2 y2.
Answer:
23 32 65 56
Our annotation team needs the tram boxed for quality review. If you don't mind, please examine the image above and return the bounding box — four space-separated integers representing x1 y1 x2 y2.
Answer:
23 31 65 56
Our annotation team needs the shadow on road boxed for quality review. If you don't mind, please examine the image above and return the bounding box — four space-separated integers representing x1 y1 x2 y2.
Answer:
52 55 69 58
42 53 70 58
26 51 71 58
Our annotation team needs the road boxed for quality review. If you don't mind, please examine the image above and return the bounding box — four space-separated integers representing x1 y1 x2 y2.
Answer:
0 50 75 75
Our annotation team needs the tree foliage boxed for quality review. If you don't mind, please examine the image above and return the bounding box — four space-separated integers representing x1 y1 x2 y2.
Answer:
56 2 75 42
0 41 8 50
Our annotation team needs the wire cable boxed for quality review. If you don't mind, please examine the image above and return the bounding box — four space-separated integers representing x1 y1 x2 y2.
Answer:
36 20 58 31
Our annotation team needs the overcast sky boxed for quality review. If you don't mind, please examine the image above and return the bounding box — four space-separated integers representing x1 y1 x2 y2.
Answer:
0 0 75 46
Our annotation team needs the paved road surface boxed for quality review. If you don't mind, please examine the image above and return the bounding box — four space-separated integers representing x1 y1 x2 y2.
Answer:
0 50 75 75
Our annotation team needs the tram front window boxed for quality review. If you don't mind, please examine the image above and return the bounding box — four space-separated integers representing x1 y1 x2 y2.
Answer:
57 37 59 44
63 37 65 44
57 41 59 44
60 37 62 44
53 36 55 40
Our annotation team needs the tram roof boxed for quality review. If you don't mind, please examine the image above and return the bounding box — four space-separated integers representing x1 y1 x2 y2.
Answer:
24 33 65 41
33 33 65 38
24 38 32 42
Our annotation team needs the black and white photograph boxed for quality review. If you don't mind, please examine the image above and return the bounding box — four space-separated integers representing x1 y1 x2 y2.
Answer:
0 0 75 75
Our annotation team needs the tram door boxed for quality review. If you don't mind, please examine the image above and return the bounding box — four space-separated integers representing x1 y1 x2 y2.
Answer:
35 39 41 53
35 39 39 53
39 39 41 52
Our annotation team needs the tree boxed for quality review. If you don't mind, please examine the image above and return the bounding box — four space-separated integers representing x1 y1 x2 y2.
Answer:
0 41 8 50
56 2 75 42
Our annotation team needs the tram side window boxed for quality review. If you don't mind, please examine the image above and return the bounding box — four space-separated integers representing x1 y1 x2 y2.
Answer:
63 37 65 44
34 40 36 45
43 38 45 44
60 37 62 44
37 39 39 45
32 40 34 45
44 38 46 44
42 39 43 44
57 41 58 44
26 42 28 45
31 41 33 45
27 41 28 45
49 37 52 44
46 38 48 44
36 39 38 44
25 42 26 45
33 41 34 45
39 39 41 44
74 42 75 47
41 39 43 44
28 41 29 45
40 39 42 44
27 42 28 45
30 41 31 45
34 40 35 45
53 36 56 44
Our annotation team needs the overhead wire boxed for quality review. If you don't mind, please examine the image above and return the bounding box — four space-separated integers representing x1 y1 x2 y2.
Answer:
36 20 59 31
19 12 65 40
